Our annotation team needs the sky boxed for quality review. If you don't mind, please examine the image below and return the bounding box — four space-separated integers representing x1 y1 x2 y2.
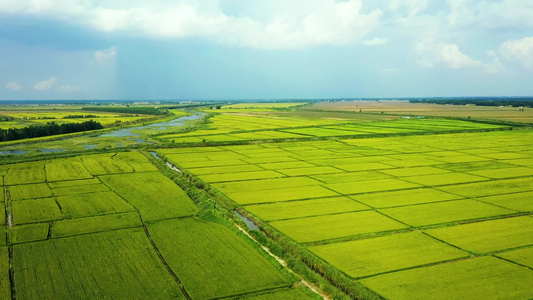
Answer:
0 0 532 100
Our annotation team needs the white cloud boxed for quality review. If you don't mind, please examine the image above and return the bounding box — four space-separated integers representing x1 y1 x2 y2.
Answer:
446 0 533 29
500 36 533 68
94 47 117 63
416 39 506 74
389 0 428 16
34 77 57 91
416 39 482 69
6 81 21 91
57 85 80 92
363 37 388 46
0 0 383 50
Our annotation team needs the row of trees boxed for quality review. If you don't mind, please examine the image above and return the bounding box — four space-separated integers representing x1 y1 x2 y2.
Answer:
63 114 99 119
82 106 167 115
0 120 103 142
409 99 532 108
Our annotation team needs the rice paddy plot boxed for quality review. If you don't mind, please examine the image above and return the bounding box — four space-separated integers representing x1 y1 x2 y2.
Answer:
100 172 198 221
12 198 62 225
9 223 48 244
278 166 343 176
435 160 516 172
14 228 184 299
187 164 264 175
379 199 515 227
467 167 533 179
479 152 530 160
242 156 299 164
495 247 533 268
52 183 110 196
427 155 491 164
8 183 51 200
331 162 395 172
359 256 533 300
311 171 392 184
310 232 468 278
52 212 142 238
4 161 45 185
48 178 100 188
81 155 134 175
239 287 313 300
379 166 451 177
45 159 93 182
437 177 533 198
226 185 339 205
270 211 407 243
198 170 285 183
148 218 291 299
325 178 420 195
425 216 533 253
56 191 134 218
504 158 533 166
213 177 321 193
380 158 445 168
476 191 533 211
0 247 9 300
245 196 370 221
258 161 316 170
402 173 488 186
171 158 248 169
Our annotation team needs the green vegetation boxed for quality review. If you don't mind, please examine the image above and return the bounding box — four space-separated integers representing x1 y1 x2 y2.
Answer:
425 216 533 253
0 247 9 300
380 199 514 226
56 191 134 218
99 172 198 221
12 198 62 225
495 247 533 268
270 211 407 243
52 212 142 238
82 106 166 115
245 196 369 221
14 229 184 299
0 120 103 142
310 232 468 278
149 218 291 299
9 183 51 201
2 101 532 299
9 223 48 244
359 257 533 300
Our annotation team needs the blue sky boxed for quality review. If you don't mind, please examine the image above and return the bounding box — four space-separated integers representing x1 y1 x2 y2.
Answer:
0 0 532 100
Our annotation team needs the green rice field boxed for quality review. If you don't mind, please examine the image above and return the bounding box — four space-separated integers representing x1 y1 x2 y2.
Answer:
1 102 532 299
158 117 533 299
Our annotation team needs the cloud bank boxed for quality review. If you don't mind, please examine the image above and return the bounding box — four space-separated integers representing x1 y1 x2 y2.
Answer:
0 0 383 50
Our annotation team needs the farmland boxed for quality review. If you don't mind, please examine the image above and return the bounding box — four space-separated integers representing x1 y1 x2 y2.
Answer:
1 147 312 299
155 104 532 299
1 100 532 299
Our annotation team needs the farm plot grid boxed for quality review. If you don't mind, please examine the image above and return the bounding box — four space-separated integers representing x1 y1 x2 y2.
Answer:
1 151 308 299
157 116 508 144
160 129 533 299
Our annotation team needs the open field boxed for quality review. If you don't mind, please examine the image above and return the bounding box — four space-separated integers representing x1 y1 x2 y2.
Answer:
309 100 533 123
160 121 533 299
2 102 532 299
0 148 311 299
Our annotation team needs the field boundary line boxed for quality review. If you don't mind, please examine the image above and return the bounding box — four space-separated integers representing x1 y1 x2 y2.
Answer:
98 178 192 299
234 223 329 300
209 284 294 300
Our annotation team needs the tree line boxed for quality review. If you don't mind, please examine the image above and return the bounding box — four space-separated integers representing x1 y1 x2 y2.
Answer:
0 120 103 142
82 106 167 115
